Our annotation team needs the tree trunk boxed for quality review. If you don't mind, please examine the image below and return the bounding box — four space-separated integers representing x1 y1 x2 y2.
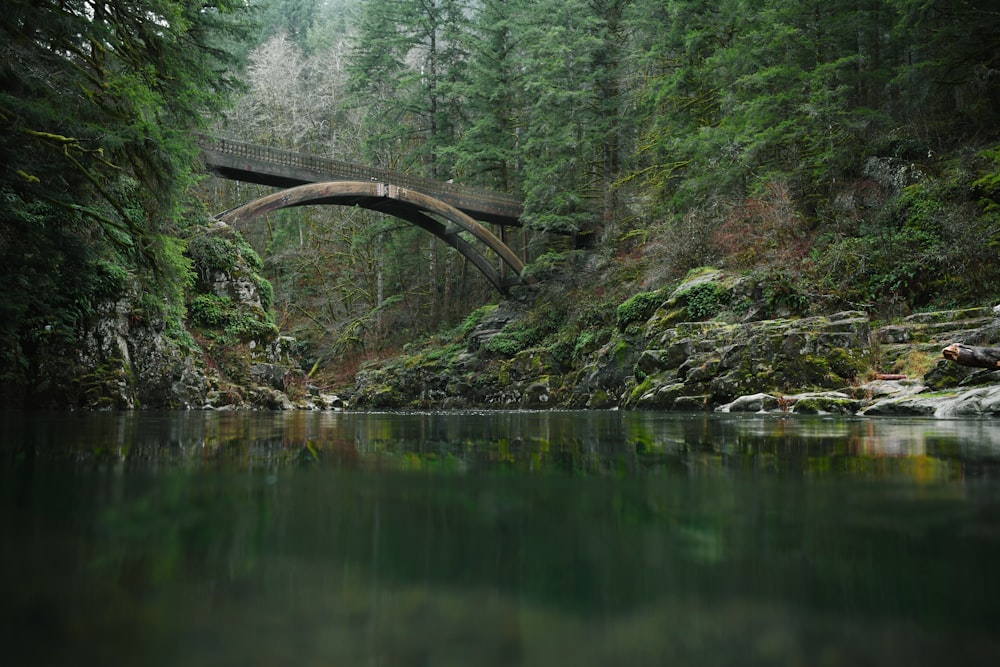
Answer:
942 343 1000 369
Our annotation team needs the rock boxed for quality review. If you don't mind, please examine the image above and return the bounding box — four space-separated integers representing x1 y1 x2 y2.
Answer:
860 395 940 416
346 283 1000 416
630 382 686 409
467 302 527 351
876 325 911 344
934 386 1000 418
853 379 926 400
717 393 781 413
250 387 295 410
251 363 288 391
521 381 551 408
789 392 862 415
673 395 710 411
317 394 346 410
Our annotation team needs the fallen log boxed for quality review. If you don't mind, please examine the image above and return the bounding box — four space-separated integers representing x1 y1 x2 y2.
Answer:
942 343 1000 369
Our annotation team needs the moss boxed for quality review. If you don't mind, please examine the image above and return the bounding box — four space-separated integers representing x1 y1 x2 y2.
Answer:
617 289 666 331
507 347 557 380
458 304 498 337
187 231 272 312
588 388 616 408
890 347 937 378
482 309 559 358
791 397 860 415
675 281 730 320
188 294 277 345
645 307 688 334
682 266 723 281
826 347 871 383
75 356 133 409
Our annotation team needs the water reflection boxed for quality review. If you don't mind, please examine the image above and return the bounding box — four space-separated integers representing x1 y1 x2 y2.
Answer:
7 410 1000 480
2 410 1000 666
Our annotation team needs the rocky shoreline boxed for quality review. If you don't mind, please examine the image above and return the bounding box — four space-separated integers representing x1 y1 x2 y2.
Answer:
41 248 1000 417
351 270 1000 418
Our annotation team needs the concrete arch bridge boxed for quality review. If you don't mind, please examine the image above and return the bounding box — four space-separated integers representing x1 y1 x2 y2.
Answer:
200 137 530 294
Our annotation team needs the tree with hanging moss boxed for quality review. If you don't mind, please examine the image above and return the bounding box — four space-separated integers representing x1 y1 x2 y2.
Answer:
0 0 254 401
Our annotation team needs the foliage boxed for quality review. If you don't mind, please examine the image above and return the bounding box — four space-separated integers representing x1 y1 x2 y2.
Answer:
678 282 729 320
759 270 812 317
205 0 1000 382
188 294 277 345
0 0 254 400
891 348 936 379
187 232 272 313
616 290 666 331
804 169 1000 315
188 234 263 277
973 146 1000 221
457 304 498 338
712 182 812 271
481 309 561 358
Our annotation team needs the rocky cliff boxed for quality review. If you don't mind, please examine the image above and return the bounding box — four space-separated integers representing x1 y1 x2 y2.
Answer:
30 222 340 410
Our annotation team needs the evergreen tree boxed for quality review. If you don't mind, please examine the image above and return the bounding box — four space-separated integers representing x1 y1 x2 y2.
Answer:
348 0 470 176
628 0 896 212
0 0 253 396
888 0 1000 137
516 0 630 236
626 0 733 210
448 0 525 191
261 0 320 48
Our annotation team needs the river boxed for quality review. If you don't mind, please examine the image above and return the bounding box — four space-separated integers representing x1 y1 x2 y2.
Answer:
2 410 999 665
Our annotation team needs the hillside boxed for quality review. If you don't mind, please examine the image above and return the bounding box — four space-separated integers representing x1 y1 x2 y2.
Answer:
2 1 999 409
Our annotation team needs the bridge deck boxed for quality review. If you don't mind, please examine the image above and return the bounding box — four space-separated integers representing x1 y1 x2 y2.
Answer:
200 137 523 226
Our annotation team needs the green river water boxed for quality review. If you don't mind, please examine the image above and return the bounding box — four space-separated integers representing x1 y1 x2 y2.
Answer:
1 410 999 666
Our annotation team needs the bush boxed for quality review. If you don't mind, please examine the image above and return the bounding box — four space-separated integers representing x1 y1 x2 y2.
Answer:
616 290 665 331
188 294 276 344
678 281 728 320
712 182 812 271
482 309 560 358
188 233 265 280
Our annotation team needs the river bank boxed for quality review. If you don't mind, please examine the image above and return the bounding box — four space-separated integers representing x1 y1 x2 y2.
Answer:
349 269 1000 418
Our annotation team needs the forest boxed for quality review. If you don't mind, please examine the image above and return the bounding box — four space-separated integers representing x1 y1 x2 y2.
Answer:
1 0 999 404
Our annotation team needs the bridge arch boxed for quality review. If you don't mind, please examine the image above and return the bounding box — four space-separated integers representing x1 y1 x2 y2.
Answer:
217 181 529 294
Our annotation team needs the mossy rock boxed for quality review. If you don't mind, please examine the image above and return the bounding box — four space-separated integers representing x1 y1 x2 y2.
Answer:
924 358 976 389
508 347 558 379
644 308 688 337
617 289 669 332
673 394 711 411
587 388 617 409
626 379 686 410
791 395 862 415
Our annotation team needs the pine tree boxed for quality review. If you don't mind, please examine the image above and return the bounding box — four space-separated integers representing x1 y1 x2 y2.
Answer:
0 0 253 394
448 0 525 191
348 0 470 176
888 0 1000 137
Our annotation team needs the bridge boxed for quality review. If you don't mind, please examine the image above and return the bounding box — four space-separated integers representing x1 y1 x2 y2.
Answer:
200 137 529 293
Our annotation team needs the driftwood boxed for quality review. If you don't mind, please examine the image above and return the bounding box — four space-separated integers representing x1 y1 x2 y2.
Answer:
942 343 1000 369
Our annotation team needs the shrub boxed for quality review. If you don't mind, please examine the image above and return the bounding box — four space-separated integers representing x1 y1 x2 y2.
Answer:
712 181 812 270
188 294 276 344
188 233 265 281
616 290 665 331
678 281 728 320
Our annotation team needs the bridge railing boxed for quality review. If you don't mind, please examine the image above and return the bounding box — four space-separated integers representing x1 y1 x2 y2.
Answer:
201 136 523 219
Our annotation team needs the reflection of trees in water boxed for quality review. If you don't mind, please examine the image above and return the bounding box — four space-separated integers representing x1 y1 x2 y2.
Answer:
8 411 1000 483
5 411 1000 666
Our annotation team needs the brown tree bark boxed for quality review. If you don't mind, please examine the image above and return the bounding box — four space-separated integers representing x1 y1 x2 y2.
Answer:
942 343 1000 369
